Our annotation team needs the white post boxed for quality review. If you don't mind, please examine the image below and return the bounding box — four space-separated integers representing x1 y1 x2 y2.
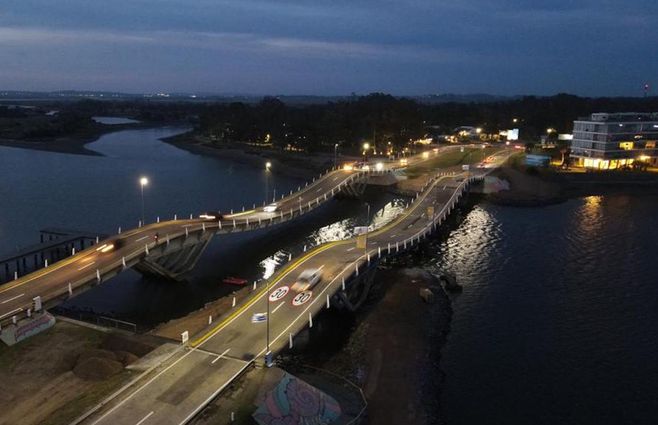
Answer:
185 227 189 237
253 281 257 290
378 246 381 257
96 269 101 282
208 315 212 325
309 313 313 328
145 244 149 255
157 216 160 223
174 214 177 220
202 222 206 232
33 296 42 312
44 259 48 268
233 220 236 228
303 245 307 252
232 297 236 307
68 282 73 296
181 331 189 345
326 294 330 309
14 271 17 280
190 213 193 219
288 253 292 261
355 264 359 276
342 277 346 291
218 220 222 230
122 256 127 268
289 333 293 349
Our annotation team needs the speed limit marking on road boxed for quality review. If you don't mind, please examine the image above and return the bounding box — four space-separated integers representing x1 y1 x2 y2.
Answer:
292 291 313 306
269 286 289 302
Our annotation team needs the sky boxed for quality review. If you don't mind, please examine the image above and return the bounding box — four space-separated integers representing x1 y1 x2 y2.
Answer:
0 0 656 96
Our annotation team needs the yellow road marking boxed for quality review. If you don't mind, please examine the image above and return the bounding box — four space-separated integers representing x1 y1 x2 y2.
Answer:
191 173 457 346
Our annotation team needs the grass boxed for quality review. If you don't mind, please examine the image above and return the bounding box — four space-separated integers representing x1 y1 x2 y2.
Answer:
405 146 500 178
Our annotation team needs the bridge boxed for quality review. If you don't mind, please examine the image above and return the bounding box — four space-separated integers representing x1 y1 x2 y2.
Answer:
0 147 462 341
77 150 512 425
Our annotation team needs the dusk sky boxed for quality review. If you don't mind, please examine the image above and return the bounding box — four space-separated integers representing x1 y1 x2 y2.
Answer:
1 0 656 96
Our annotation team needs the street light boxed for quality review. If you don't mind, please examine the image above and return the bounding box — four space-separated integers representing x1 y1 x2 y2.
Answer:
334 143 339 168
364 202 370 256
265 162 272 205
139 176 148 225
363 142 370 162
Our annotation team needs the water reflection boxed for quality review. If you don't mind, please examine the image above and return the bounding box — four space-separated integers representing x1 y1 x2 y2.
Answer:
258 198 408 281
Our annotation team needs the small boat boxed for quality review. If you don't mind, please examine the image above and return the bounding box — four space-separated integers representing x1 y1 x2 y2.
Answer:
223 276 248 286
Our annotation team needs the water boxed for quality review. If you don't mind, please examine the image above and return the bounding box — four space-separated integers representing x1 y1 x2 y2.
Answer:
0 125 408 325
92 116 140 125
432 195 658 425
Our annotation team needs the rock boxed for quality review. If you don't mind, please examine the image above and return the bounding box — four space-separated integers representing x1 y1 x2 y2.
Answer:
439 273 462 292
419 288 435 304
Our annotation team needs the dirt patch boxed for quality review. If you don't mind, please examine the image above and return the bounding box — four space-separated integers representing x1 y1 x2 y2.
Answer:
0 321 157 425
73 357 124 380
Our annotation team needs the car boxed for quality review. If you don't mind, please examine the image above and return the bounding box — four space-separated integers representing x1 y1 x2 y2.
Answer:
291 268 323 293
251 313 268 323
263 203 278 213
199 211 224 220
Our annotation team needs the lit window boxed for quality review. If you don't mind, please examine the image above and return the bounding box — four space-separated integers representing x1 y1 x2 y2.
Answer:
619 141 634 150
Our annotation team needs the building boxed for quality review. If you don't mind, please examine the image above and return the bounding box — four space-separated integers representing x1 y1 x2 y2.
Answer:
571 112 658 169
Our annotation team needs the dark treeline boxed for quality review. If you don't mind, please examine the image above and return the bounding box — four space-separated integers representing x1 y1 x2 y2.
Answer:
7 93 657 149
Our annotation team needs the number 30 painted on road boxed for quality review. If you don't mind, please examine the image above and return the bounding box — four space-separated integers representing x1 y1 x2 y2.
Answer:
292 291 312 306
269 286 289 302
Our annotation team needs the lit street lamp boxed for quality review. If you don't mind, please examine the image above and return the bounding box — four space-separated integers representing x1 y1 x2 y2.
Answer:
139 176 148 225
265 162 272 205
363 142 370 162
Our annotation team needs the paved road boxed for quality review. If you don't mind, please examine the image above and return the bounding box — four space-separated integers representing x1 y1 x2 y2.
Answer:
0 147 464 326
84 150 513 425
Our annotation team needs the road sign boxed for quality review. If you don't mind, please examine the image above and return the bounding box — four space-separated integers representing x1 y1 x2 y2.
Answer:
354 226 369 235
269 286 289 302
181 331 189 345
292 291 313 306
356 234 367 249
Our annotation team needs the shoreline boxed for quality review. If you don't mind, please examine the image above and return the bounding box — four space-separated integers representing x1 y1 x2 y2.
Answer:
162 131 358 179
486 166 658 207
0 121 175 156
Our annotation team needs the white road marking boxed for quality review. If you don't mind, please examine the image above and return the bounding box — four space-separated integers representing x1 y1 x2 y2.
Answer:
0 307 23 320
1 293 24 304
333 176 339 181
272 302 285 314
135 411 154 425
346 247 355 252
315 187 323 193
390 234 397 238
135 235 150 242
212 348 231 364
77 261 96 271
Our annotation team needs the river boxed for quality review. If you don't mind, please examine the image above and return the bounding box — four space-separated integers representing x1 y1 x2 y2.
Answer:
430 195 658 425
1 126 657 423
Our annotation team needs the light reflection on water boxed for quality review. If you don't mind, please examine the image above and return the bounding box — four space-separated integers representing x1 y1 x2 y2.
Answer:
258 198 408 280
429 196 658 425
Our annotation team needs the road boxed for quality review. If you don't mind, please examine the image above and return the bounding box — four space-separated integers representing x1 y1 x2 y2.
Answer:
84 150 512 425
0 146 466 326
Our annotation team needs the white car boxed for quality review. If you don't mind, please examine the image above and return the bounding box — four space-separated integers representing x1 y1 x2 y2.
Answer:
263 203 278 213
291 268 323 293
251 313 267 323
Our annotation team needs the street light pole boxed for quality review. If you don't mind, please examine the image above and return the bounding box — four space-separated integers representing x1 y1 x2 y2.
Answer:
139 176 148 225
265 162 271 205
364 202 370 256
334 143 339 168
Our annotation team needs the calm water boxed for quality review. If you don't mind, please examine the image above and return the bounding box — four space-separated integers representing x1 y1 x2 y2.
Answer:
0 126 407 325
431 196 658 425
